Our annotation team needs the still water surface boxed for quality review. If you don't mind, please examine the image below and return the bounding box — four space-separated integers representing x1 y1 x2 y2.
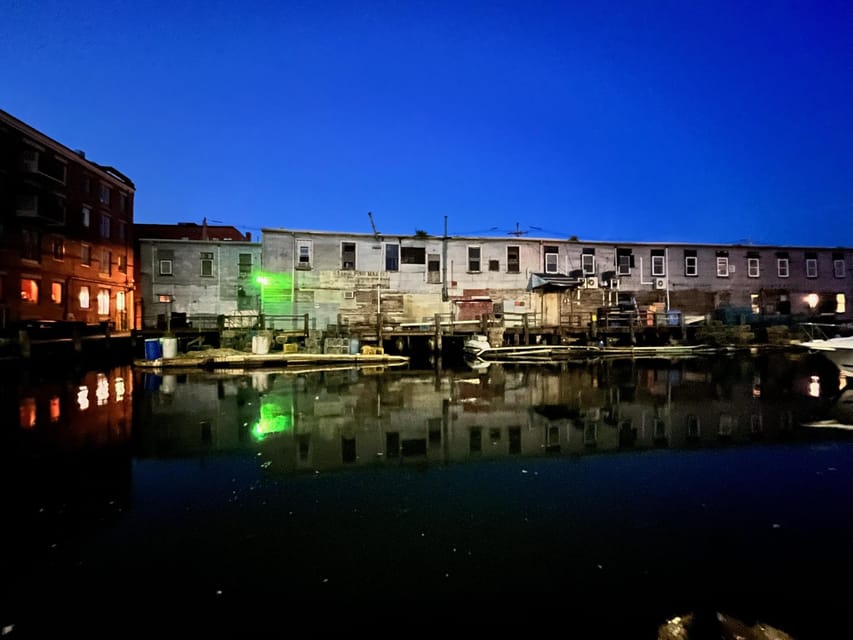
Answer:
1 351 851 637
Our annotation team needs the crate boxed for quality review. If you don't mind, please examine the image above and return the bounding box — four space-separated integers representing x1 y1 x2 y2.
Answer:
283 343 298 353
360 345 384 355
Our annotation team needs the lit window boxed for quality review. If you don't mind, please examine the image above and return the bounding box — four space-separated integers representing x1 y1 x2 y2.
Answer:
116 291 126 312
97 289 110 315
53 239 65 260
837 294 846 314
77 385 89 411
51 281 63 304
19 398 36 428
82 205 90 227
20 278 39 302
79 285 90 309
50 396 60 422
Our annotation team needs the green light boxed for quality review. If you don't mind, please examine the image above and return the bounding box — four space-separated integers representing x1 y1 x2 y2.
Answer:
252 400 293 441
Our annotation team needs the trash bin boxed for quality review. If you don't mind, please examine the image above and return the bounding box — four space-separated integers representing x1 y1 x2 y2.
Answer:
161 337 178 358
252 334 270 355
145 338 163 360
349 338 360 355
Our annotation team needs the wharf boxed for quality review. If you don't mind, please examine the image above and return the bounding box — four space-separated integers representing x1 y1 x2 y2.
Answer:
133 347 410 371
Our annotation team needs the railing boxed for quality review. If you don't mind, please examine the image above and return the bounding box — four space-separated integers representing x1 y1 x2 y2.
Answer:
180 313 311 335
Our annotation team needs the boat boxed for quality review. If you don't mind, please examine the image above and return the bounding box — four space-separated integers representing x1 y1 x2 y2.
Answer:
796 323 853 377
463 335 722 364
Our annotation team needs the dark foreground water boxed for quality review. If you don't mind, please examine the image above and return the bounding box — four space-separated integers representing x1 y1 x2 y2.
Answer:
1 350 851 638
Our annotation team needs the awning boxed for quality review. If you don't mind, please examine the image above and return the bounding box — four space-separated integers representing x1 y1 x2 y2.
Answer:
526 272 583 291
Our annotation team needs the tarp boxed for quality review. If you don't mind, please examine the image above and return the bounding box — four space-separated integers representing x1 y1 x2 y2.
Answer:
526 272 582 291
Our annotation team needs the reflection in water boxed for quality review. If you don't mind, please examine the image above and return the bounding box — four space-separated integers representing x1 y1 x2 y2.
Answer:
130 353 844 472
0 355 851 638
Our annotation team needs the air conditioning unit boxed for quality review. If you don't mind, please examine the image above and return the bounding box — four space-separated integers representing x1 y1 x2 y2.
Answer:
654 277 667 290
585 276 598 289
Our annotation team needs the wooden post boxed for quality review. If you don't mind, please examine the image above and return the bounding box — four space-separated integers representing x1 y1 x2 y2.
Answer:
19 330 31 359
523 313 530 345
434 313 442 354
303 313 309 336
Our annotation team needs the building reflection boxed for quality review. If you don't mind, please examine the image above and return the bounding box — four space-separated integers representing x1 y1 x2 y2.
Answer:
130 352 845 473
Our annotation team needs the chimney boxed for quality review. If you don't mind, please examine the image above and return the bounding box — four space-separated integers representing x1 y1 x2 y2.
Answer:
246 231 252 241
202 217 208 241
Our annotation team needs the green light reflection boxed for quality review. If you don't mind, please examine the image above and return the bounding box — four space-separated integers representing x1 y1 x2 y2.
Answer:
252 399 294 441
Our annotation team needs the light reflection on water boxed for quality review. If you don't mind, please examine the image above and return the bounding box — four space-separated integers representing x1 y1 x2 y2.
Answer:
0 352 850 638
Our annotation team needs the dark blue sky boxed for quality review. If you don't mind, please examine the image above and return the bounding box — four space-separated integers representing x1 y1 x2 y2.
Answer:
3 0 851 246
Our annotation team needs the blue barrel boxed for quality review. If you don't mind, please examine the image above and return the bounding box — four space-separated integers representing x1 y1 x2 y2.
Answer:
145 338 163 360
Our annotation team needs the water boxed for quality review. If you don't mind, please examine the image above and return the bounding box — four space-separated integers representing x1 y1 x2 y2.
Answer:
1 351 851 638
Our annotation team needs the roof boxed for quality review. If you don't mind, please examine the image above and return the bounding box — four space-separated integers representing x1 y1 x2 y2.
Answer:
134 221 250 242
527 272 583 291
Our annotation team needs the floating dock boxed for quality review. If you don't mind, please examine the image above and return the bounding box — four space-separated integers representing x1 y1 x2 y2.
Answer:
134 347 410 371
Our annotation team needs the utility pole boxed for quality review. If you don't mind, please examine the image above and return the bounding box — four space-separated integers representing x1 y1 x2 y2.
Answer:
442 215 448 302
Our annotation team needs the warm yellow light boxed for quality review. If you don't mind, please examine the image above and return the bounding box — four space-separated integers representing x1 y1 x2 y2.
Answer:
805 293 819 309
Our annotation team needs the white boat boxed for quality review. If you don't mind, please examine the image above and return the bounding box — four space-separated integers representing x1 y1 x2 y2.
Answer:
797 326 853 377
463 334 492 358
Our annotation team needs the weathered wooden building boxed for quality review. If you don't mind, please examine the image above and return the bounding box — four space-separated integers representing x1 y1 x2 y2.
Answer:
261 227 852 339
135 221 260 329
0 109 136 331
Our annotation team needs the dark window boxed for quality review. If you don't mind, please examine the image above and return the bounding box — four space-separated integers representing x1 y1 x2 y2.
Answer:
401 247 425 264
341 242 356 270
507 246 520 273
238 253 252 278
385 244 399 271
489 259 500 271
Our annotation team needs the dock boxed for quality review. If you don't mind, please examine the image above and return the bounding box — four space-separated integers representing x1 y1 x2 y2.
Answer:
133 347 410 371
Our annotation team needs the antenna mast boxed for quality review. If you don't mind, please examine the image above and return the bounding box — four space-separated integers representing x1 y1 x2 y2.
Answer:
368 211 380 239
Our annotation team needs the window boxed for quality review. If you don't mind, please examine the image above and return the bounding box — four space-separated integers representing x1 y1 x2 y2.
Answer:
401 247 426 264
82 206 90 227
296 240 312 268
97 289 110 315
684 250 698 277
427 253 441 284
617 249 633 276
747 257 760 278
116 291 126 312
78 285 90 309
805 253 818 278
99 184 111 205
22 229 40 262
100 213 110 239
81 244 91 266
507 246 520 273
468 246 481 272
777 258 789 278
238 253 252 278
21 278 39 303
833 256 846 278
716 253 729 277
488 259 500 272
544 245 558 274
582 249 595 274
159 248 173 275
100 250 111 275
200 251 214 277
385 244 399 271
837 294 846 314
83 177 91 195
750 293 760 314
52 239 65 260
120 193 128 212
341 242 356 270
117 254 127 273
651 250 665 277
49 281 63 304
117 220 126 241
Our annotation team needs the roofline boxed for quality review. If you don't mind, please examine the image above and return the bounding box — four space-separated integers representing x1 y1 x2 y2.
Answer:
260 228 851 250
0 108 135 190
136 237 260 245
